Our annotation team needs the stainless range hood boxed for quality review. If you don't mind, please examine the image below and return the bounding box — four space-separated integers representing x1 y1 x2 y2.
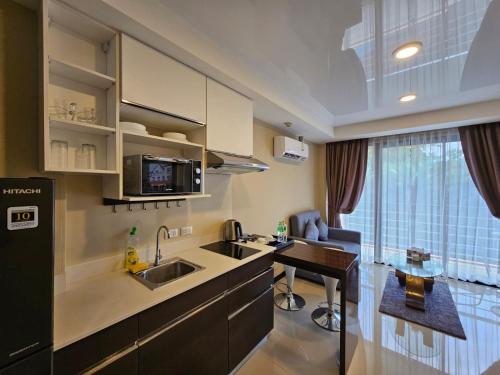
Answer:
206 151 269 174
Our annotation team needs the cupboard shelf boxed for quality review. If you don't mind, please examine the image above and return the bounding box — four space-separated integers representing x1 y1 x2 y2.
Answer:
122 130 204 150
50 118 116 135
49 57 115 89
103 194 211 205
46 167 118 175
49 0 116 43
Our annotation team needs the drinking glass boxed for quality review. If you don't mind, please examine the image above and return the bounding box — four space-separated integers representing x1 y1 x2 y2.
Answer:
50 140 68 169
75 144 96 169
77 107 96 124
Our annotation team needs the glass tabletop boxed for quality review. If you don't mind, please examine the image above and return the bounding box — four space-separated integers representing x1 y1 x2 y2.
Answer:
386 253 444 278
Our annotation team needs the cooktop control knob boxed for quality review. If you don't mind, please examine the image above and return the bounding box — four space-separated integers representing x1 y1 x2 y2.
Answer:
195 168 201 174
195 178 201 184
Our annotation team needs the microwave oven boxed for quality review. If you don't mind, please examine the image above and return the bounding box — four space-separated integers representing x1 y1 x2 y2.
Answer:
123 154 202 196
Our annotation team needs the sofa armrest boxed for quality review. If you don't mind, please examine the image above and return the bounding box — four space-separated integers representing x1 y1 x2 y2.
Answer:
289 236 345 250
327 228 361 244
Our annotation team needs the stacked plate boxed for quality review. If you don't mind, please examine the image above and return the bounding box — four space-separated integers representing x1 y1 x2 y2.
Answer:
162 132 188 141
120 122 148 135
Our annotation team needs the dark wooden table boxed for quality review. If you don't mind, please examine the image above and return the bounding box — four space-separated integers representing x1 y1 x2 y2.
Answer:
274 243 359 375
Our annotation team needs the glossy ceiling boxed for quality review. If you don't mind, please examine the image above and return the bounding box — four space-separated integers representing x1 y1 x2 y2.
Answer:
159 0 500 127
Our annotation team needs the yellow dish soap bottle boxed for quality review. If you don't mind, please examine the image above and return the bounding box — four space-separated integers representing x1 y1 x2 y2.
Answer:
125 226 147 273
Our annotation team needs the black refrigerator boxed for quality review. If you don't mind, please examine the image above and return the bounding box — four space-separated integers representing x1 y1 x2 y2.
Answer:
0 178 54 374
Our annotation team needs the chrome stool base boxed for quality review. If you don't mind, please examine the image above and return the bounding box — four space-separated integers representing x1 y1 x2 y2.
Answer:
274 292 306 311
311 306 341 332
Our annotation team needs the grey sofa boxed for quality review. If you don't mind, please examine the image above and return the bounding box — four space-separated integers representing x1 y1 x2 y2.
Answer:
289 210 361 284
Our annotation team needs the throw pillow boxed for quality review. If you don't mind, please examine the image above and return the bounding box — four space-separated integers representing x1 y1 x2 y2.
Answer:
316 218 329 241
304 220 319 241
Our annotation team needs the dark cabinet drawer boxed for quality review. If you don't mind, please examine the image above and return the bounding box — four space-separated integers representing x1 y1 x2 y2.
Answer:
91 348 138 375
227 253 273 289
227 267 273 314
138 295 228 375
54 316 138 375
228 287 274 371
138 274 227 338
0 346 52 375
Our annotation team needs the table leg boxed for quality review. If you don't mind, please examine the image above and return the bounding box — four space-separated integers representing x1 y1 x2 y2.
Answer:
346 260 359 304
339 275 346 375
405 274 425 310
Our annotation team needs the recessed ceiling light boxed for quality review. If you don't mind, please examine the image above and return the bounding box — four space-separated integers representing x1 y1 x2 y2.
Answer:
399 93 417 102
392 41 422 60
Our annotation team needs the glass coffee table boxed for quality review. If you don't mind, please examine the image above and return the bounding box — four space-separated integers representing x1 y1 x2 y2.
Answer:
386 253 444 311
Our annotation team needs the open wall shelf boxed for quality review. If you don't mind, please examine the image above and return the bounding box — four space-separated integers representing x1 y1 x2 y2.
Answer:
40 1 211 204
102 130 208 201
50 118 116 135
41 0 120 175
121 130 203 150
49 57 116 89
47 168 119 175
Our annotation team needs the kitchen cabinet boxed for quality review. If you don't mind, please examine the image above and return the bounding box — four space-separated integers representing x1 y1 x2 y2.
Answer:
121 34 207 125
138 296 228 375
92 349 138 375
138 275 227 338
227 268 274 372
40 0 120 175
54 254 274 375
53 316 138 375
228 288 274 371
206 78 254 157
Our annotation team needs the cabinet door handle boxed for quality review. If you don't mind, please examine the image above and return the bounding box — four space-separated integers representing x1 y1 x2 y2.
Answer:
227 267 273 295
82 344 138 375
138 292 226 347
228 286 272 320
121 99 206 126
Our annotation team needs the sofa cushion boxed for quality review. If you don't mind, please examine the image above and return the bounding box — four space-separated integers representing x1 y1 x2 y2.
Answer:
289 210 321 238
315 218 329 241
304 220 319 241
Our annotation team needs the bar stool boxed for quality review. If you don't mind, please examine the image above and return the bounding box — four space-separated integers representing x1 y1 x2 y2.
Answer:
274 265 306 311
274 241 307 311
311 247 343 332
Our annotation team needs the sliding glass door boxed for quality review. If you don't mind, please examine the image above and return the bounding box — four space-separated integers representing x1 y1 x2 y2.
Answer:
342 128 500 286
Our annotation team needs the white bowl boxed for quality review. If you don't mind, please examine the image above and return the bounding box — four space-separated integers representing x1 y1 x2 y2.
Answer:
120 122 146 132
162 132 187 141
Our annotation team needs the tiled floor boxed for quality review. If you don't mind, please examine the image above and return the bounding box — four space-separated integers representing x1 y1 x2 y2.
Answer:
235 262 500 375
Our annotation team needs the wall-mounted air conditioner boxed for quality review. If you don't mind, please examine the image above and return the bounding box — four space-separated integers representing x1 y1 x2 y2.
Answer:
273 136 309 162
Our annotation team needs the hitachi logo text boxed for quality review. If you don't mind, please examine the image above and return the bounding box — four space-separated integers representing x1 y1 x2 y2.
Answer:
2 188 41 195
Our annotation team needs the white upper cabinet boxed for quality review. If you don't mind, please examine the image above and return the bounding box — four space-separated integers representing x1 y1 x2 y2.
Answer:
206 78 253 156
121 34 207 125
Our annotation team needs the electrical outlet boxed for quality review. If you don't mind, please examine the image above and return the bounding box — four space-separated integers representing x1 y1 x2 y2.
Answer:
168 228 179 238
181 226 193 236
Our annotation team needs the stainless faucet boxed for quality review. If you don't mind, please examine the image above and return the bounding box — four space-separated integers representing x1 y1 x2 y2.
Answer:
155 225 170 266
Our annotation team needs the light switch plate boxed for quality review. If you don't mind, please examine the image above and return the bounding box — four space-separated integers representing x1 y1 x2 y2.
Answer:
181 226 193 236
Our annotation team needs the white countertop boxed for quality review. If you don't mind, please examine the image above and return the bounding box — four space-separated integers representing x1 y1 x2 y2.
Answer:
54 242 275 351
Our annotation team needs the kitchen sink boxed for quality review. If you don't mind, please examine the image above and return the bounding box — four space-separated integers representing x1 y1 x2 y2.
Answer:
131 257 204 290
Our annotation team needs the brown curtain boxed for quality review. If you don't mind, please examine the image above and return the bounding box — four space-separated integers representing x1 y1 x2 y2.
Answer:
326 139 368 228
458 123 500 218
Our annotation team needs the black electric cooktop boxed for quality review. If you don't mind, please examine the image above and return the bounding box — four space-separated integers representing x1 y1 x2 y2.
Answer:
200 241 260 260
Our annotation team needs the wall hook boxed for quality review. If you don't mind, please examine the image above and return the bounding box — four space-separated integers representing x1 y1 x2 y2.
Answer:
142 203 147 210
166 202 170 208
176 201 181 207
128 203 132 212
112 205 117 214
155 202 159 209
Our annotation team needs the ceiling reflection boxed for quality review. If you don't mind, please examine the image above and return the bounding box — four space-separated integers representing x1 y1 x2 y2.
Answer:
159 0 499 124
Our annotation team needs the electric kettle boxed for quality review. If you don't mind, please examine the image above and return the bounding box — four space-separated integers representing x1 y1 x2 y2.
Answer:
223 219 243 241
